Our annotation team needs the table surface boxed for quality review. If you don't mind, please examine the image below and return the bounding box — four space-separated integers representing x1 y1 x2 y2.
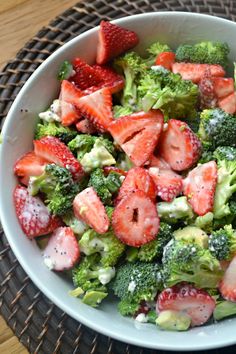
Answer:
0 1 79 352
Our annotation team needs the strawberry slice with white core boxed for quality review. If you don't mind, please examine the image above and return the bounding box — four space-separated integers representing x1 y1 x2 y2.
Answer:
157 284 216 327
34 136 84 180
96 20 139 65
77 87 113 132
112 190 159 247
212 77 235 99
43 227 80 271
109 110 164 167
148 167 183 202
219 255 236 301
60 80 83 107
218 92 236 115
73 187 109 234
172 63 225 83
60 101 81 126
183 161 217 216
14 185 61 238
159 119 202 171
116 167 156 204
14 151 49 179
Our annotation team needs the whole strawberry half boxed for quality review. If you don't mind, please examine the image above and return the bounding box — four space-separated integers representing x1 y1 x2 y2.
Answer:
43 227 80 271
34 136 84 180
157 283 216 327
219 255 236 301
183 161 217 216
112 190 159 247
109 110 164 167
14 185 62 238
96 20 139 65
158 119 202 171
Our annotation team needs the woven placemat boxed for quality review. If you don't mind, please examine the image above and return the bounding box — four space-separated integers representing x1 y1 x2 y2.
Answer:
1 1 236 353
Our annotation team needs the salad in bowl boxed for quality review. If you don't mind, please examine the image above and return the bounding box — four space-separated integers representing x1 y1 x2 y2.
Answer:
3 12 236 350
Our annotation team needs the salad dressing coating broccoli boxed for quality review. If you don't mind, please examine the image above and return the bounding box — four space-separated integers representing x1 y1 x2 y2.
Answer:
157 197 194 224
209 225 236 261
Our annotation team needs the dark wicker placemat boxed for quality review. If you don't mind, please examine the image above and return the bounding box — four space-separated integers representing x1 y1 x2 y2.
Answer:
1 1 236 353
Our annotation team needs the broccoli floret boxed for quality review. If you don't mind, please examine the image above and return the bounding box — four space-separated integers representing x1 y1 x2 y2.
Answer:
112 262 163 305
35 121 77 143
68 134 96 158
193 212 214 233
137 222 173 262
137 68 198 120
214 300 236 321
29 164 79 216
57 60 73 81
175 41 229 68
79 229 125 267
117 299 140 316
162 239 223 288
62 211 88 235
199 109 236 150
213 146 236 161
209 225 236 261
115 152 133 171
144 42 171 67
113 105 133 118
157 197 194 224
88 168 122 205
105 206 114 221
198 141 215 164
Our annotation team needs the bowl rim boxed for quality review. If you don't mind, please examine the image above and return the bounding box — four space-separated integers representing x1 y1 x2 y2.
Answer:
1 11 236 351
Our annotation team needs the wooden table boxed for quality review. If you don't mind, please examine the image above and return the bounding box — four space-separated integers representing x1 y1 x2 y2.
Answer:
0 1 79 352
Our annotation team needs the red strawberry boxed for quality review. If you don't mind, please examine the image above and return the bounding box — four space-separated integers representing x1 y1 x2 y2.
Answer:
172 63 225 83
42 227 80 271
159 119 202 171
75 118 97 134
103 166 127 177
14 152 49 179
147 155 170 169
183 161 217 216
14 185 62 238
73 187 109 234
212 77 235 99
218 92 236 114
34 136 84 180
157 284 216 327
77 87 113 132
116 167 156 204
60 80 83 107
92 65 124 93
199 76 217 109
219 255 236 301
112 190 159 247
148 167 183 202
96 20 139 65
109 110 164 166
71 57 102 90
60 101 81 126
155 52 176 70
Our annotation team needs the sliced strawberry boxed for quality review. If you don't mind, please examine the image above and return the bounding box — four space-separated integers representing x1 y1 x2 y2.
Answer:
155 52 176 70
218 92 236 114
212 77 235 99
116 167 156 204
60 80 83 107
75 118 97 134
34 136 84 180
172 63 225 83
43 227 80 271
14 185 61 238
183 161 217 216
148 167 183 202
70 57 102 90
73 187 109 234
76 87 113 132
60 101 81 126
157 284 216 327
92 65 124 94
148 155 170 169
96 20 139 65
159 119 202 171
199 76 217 109
109 110 164 166
219 255 236 301
103 166 127 177
112 190 159 247
14 152 49 179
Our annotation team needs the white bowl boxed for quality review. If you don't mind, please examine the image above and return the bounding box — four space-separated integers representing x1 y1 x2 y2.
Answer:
1 12 236 351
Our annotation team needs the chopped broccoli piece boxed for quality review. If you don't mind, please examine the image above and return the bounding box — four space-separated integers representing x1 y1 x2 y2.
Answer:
198 109 236 150
193 212 214 233
157 197 194 224
175 41 229 68
213 146 236 161
115 152 134 171
105 206 114 221
62 211 88 235
79 229 125 267
117 299 139 316
35 121 77 143
68 134 96 158
28 164 79 216
145 42 171 67
209 225 236 261
113 105 133 118
57 60 73 81
214 300 236 321
173 226 208 249
146 310 158 324
156 310 191 331
198 141 215 164
82 290 108 307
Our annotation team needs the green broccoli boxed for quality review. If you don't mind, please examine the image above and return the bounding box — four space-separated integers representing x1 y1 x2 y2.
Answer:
162 239 223 288
198 141 215 164
35 120 77 143
113 105 133 118
198 109 236 150
144 42 172 67
157 196 194 224
214 300 236 321
79 229 125 267
57 60 73 81
175 41 229 68
105 206 114 221
62 211 88 235
115 152 133 171
29 164 79 216
209 225 236 261
193 212 214 233
117 299 140 316
213 146 236 161
68 134 96 158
